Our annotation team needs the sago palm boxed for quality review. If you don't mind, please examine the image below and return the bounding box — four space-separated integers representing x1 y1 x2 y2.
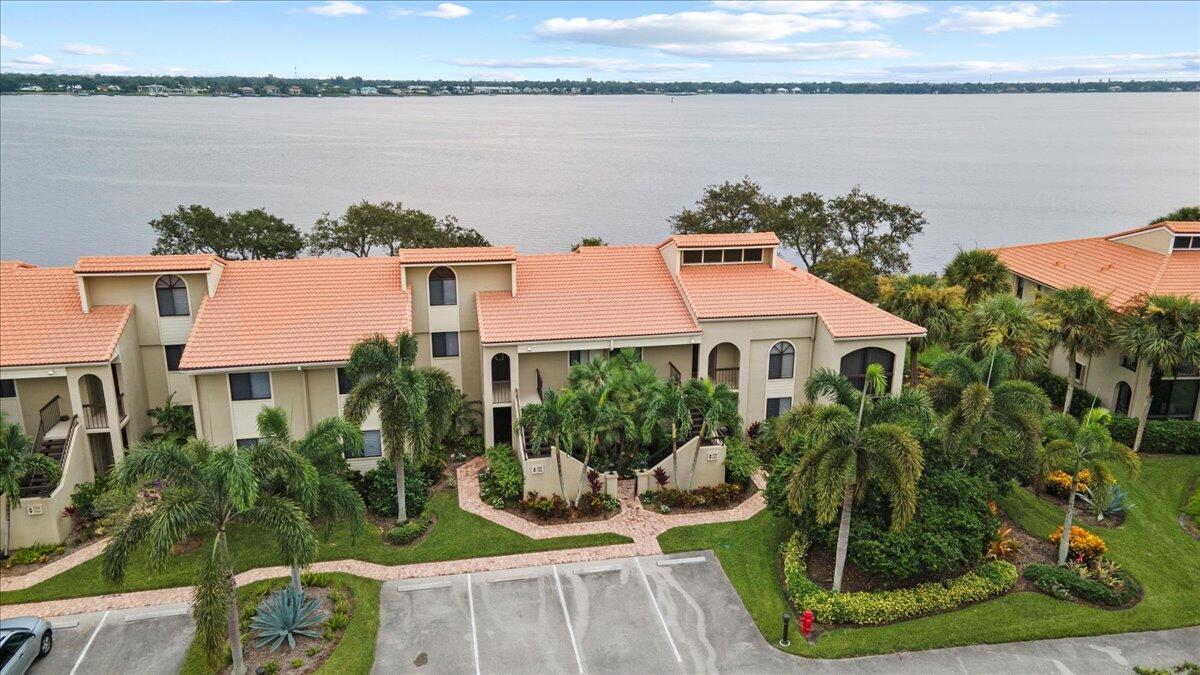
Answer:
345 332 457 523
102 438 318 674
943 248 1012 305
1043 408 1140 564
640 380 692 490
1036 286 1115 413
682 378 741 491
562 385 633 506
878 274 966 387
0 420 61 557
783 364 923 592
956 293 1050 383
518 388 574 499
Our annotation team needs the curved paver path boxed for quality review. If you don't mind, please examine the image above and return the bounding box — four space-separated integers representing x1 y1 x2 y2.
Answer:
2 457 766 617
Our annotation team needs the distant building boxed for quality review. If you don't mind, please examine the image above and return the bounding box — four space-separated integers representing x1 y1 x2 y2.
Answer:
348 88 360 95
239 86 256 96
473 85 518 95
1108 85 1123 92
359 86 378 96
17 85 43 92
137 84 167 95
288 85 302 96
263 84 280 95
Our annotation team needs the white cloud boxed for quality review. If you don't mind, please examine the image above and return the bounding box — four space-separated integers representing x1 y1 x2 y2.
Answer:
452 56 712 72
304 1 368 16
536 11 849 46
0 34 23 49
60 43 117 56
11 54 54 66
422 3 470 19
711 1 929 20
826 51 1200 81
926 3 1064 35
659 39 912 61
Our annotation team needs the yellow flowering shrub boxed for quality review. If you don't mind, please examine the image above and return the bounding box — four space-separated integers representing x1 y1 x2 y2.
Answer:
1050 525 1107 561
1044 469 1093 497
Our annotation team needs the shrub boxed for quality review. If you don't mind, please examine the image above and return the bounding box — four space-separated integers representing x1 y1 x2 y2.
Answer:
2 542 65 567
479 444 523 505
1044 469 1093 498
291 658 304 668
723 436 759 486
651 467 670 489
1110 416 1199 455
747 418 784 463
521 491 570 520
384 512 433 545
357 459 429 519
1029 369 1101 416
1023 562 1141 606
250 587 329 652
263 660 280 674
782 533 1016 625
586 469 603 494
326 611 349 631
1079 483 1132 521
1049 525 1107 561
418 452 447 486
987 526 1022 561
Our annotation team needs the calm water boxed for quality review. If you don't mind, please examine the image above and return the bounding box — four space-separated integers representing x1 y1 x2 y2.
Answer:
2 93 1198 269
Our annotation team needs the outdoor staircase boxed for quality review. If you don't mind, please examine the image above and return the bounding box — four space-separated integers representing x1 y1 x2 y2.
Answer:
689 410 704 439
18 412 77 499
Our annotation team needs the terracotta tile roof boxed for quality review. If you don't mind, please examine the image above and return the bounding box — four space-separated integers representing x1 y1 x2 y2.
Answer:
661 232 780 249
1106 220 1200 239
179 258 411 370
0 263 132 367
397 247 516 264
678 259 925 339
994 237 1198 309
74 254 222 274
476 247 699 344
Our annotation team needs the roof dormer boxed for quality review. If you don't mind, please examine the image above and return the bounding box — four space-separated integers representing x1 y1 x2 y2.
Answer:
658 232 780 275
1106 221 1200 255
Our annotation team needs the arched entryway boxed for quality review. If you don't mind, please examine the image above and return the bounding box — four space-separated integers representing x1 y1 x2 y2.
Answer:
1114 381 1133 416
708 343 740 389
839 347 896 393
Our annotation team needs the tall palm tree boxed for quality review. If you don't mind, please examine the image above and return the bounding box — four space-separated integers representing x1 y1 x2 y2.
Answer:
640 380 692 490
877 274 966 387
102 439 317 674
1113 295 1200 452
256 407 367 593
518 388 574 500
682 378 741 491
0 420 61 558
801 367 936 433
562 385 633 506
957 293 1050 384
782 364 924 592
344 332 457 523
1043 408 1140 564
1037 286 1116 413
944 248 1012 305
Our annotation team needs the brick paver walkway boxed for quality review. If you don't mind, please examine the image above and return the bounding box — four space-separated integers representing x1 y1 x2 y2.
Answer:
1 457 766 618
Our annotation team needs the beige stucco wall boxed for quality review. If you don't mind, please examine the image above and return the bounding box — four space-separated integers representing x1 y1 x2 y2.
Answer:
811 323 907 399
641 344 694 380
270 369 310 437
518 351 572 396
140 346 172 407
698 317 817 425
1110 228 1174 255
14 376 72 436
113 320 151 448
83 272 208 347
307 367 341 423
195 373 234 445
1047 344 1199 421
517 447 617 501
0 424 89 549
635 437 728 493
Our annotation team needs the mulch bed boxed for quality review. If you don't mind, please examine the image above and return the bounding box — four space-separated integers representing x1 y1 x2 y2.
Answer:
500 500 622 526
1179 514 1200 541
227 583 348 675
0 533 98 578
1037 491 1124 528
642 483 758 516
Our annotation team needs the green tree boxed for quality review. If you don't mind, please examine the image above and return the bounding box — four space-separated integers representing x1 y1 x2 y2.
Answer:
772 192 833 270
668 177 772 234
1113 295 1200 452
1 421 61 557
682 378 741 490
309 201 488 257
944 249 1012 305
562 385 633 506
227 208 306 259
344 333 457 522
149 205 304 259
640 380 692 490
781 364 923 592
1036 287 1116 413
824 187 926 276
101 439 317 674
1043 408 1140 564
144 392 197 446
956 293 1049 383
1149 206 1200 223
519 389 574 500
809 254 880 301
877 274 966 387
570 237 608 251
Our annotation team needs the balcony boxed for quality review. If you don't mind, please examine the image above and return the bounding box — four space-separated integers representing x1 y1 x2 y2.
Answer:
492 381 512 404
82 392 126 430
710 367 739 390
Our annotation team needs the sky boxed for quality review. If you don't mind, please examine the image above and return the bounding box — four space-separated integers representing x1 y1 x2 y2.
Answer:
1 1 1198 83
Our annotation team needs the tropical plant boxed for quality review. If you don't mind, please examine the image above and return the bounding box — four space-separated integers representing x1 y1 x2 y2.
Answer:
144 392 197 446
1036 286 1116 413
943 248 1012 305
1078 482 1132 521
101 438 318 674
561 385 634 506
0 420 61 557
682 378 741 491
641 380 693 491
518 389 574 500
877 274 967 387
956 293 1050 383
1043 407 1140 564
1113 295 1200 452
988 525 1023 561
781 363 924 592
344 332 458 523
1149 206 1200 223
251 586 329 652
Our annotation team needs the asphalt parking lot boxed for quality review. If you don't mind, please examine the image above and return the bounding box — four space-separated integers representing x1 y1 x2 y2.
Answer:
28 603 194 675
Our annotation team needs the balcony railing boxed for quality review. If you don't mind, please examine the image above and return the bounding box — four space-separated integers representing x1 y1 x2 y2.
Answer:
710 367 739 389
493 381 512 404
34 396 63 448
82 403 109 430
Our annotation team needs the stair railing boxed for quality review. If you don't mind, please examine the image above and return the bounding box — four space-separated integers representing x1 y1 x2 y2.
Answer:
34 395 62 449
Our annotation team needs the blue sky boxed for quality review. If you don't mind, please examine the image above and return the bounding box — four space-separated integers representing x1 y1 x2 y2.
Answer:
1 1 1197 82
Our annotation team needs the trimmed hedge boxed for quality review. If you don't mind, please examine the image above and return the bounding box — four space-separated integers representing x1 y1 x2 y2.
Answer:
1109 416 1199 455
781 532 1016 625
1023 563 1142 607
384 512 433 545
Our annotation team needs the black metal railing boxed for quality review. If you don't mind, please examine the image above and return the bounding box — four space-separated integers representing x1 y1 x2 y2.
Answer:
82 402 109 430
34 395 62 448
668 361 682 384
711 367 739 389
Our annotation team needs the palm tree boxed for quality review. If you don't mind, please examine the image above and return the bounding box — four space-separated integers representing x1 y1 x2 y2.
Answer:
519 388 574 500
0 420 61 558
562 385 633 506
1113 295 1200 452
1043 408 1140 564
957 293 1049 384
255 407 367 593
944 248 1012 305
682 378 741 491
800 366 935 433
877 274 966 387
640 380 692 490
1037 286 1116 413
102 438 317 674
782 364 924 592
344 332 457 523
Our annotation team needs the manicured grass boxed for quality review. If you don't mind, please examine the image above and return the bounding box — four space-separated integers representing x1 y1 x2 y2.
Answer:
659 455 1200 658
179 573 381 675
1 490 630 604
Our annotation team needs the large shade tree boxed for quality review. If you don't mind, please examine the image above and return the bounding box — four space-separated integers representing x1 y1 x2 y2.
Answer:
1037 286 1116 413
0 420 61 557
877 274 967 387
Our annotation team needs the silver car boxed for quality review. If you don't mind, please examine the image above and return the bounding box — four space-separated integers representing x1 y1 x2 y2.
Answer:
0 617 52 675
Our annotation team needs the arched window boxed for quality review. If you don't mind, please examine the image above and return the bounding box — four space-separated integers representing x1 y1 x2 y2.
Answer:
1114 382 1133 416
768 342 795 380
428 267 457 306
155 275 189 317
839 347 895 393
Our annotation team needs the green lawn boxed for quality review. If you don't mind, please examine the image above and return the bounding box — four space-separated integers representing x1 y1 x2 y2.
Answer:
658 455 1200 659
1 489 630 605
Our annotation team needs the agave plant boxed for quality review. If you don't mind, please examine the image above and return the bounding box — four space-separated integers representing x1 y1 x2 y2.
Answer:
1078 483 1132 521
251 587 329 653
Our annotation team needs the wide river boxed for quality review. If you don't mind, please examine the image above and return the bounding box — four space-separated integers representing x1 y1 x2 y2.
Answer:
2 93 1198 269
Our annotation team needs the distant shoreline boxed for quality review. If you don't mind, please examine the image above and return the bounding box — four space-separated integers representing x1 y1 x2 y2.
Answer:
4 89 1198 98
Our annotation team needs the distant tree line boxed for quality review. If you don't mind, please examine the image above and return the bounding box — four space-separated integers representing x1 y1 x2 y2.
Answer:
149 201 487 259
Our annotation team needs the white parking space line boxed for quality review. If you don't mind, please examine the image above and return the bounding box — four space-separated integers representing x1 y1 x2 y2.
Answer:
395 581 451 592
634 557 683 664
552 564 585 675
68 610 108 675
486 573 537 584
125 607 188 622
466 573 481 675
50 621 79 630
657 556 706 567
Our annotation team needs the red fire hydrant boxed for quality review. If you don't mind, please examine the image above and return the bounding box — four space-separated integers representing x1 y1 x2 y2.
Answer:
801 610 814 640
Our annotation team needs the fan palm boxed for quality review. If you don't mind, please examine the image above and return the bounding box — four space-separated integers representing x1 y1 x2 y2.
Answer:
1043 408 1140 564
682 378 741 491
562 385 633 506
1036 286 1116 413
344 332 458 523
640 380 692 490
518 388 573 500
101 438 318 674
1113 295 1200 451
877 274 966 387
944 248 1012 305
956 293 1050 384
782 364 924 592
256 407 367 593
0 420 61 557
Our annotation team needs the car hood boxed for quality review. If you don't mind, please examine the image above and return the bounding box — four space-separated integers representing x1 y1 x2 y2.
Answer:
0 617 42 632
